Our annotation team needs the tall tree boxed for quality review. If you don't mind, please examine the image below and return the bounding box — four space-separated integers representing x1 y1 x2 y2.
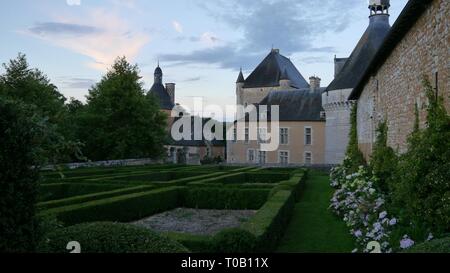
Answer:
0 53 66 125
80 57 167 160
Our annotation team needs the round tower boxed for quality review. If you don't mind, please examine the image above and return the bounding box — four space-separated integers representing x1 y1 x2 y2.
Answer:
322 0 391 165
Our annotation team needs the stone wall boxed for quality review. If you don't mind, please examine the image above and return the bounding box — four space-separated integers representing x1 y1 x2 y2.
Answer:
357 0 449 159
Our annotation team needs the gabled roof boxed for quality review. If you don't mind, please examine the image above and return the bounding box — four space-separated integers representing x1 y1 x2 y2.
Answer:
237 89 325 123
149 83 174 110
243 49 310 89
349 0 435 100
326 14 391 92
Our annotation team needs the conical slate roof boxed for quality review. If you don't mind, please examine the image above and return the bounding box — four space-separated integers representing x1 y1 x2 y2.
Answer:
236 69 245 83
326 15 391 92
243 49 309 89
149 83 174 110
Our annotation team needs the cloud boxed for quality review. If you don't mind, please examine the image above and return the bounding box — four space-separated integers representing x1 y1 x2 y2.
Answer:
24 10 150 71
59 77 96 89
162 0 360 70
29 22 101 36
66 0 81 6
172 21 183 33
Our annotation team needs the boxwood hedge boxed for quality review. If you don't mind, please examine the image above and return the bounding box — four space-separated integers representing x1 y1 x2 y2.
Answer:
182 188 270 210
41 186 184 226
38 222 188 253
39 183 125 202
38 185 155 210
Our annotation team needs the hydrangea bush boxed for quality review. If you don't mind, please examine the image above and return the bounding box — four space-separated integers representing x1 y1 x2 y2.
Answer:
330 163 399 252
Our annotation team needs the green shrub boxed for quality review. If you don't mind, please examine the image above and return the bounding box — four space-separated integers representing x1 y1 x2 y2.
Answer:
38 185 154 210
245 173 291 183
242 190 295 252
38 222 188 253
391 78 450 234
210 228 256 253
0 98 44 252
270 173 306 201
403 237 450 253
369 121 397 194
39 183 125 202
41 187 183 226
345 104 366 173
165 232 212 253
182 188 269 210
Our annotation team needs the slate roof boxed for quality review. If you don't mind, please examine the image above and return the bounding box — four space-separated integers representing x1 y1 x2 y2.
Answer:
149 83 174 110
326 14 391 92
349 0 434 100
243 49 310 89
237 89 325 123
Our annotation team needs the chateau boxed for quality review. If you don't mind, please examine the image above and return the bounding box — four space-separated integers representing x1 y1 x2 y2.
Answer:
152 0 448 167
227 0 448 166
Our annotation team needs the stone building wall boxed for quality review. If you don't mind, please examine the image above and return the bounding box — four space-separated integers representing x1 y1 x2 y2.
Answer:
357 0 449 159
227 121 325 165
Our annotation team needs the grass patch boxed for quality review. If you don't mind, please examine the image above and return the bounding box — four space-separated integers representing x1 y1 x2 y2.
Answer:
276 170 355 253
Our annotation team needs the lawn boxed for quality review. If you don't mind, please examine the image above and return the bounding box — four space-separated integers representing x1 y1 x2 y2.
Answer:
277 170 355 253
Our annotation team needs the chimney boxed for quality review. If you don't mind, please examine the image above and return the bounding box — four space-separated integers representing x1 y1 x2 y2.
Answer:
309 76 321 92
166 83 176 104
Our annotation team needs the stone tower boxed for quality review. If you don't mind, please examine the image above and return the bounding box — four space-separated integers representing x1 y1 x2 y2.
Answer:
322 0 391 164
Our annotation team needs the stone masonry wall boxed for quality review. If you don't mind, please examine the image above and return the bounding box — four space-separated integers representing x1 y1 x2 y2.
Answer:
357 0 449 159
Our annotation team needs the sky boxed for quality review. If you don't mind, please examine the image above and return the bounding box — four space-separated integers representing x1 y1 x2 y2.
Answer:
0 0 408 121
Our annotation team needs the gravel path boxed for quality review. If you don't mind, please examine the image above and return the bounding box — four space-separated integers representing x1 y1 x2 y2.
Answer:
132 208 257 236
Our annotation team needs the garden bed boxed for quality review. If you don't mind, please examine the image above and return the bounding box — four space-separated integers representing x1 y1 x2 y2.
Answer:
132 208 256 236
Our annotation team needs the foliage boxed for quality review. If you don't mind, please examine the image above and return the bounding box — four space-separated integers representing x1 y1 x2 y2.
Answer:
38 185 154 210
403 236 450 253
369 121 397 194
0 53 66 125
38 183 125 202
345 104 366 173
38 222 188 253
242 190 296 252
0 98 52 252
78 57 168 161
390 77 450 235
41 187 183 226
211 228 256 253
183 188 269 210
330 166 401 252
200 156 224 165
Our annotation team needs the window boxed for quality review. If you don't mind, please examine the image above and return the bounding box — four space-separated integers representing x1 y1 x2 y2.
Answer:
247 149 255 162
305 152 312 165
245 128 249 144
305 127 312 145
258 151 267 164
279 151 289 165
258 128 268 143
233 128 237 143
280 128 289 145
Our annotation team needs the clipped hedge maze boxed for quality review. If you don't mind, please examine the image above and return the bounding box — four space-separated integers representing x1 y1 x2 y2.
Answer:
39 165 307 252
